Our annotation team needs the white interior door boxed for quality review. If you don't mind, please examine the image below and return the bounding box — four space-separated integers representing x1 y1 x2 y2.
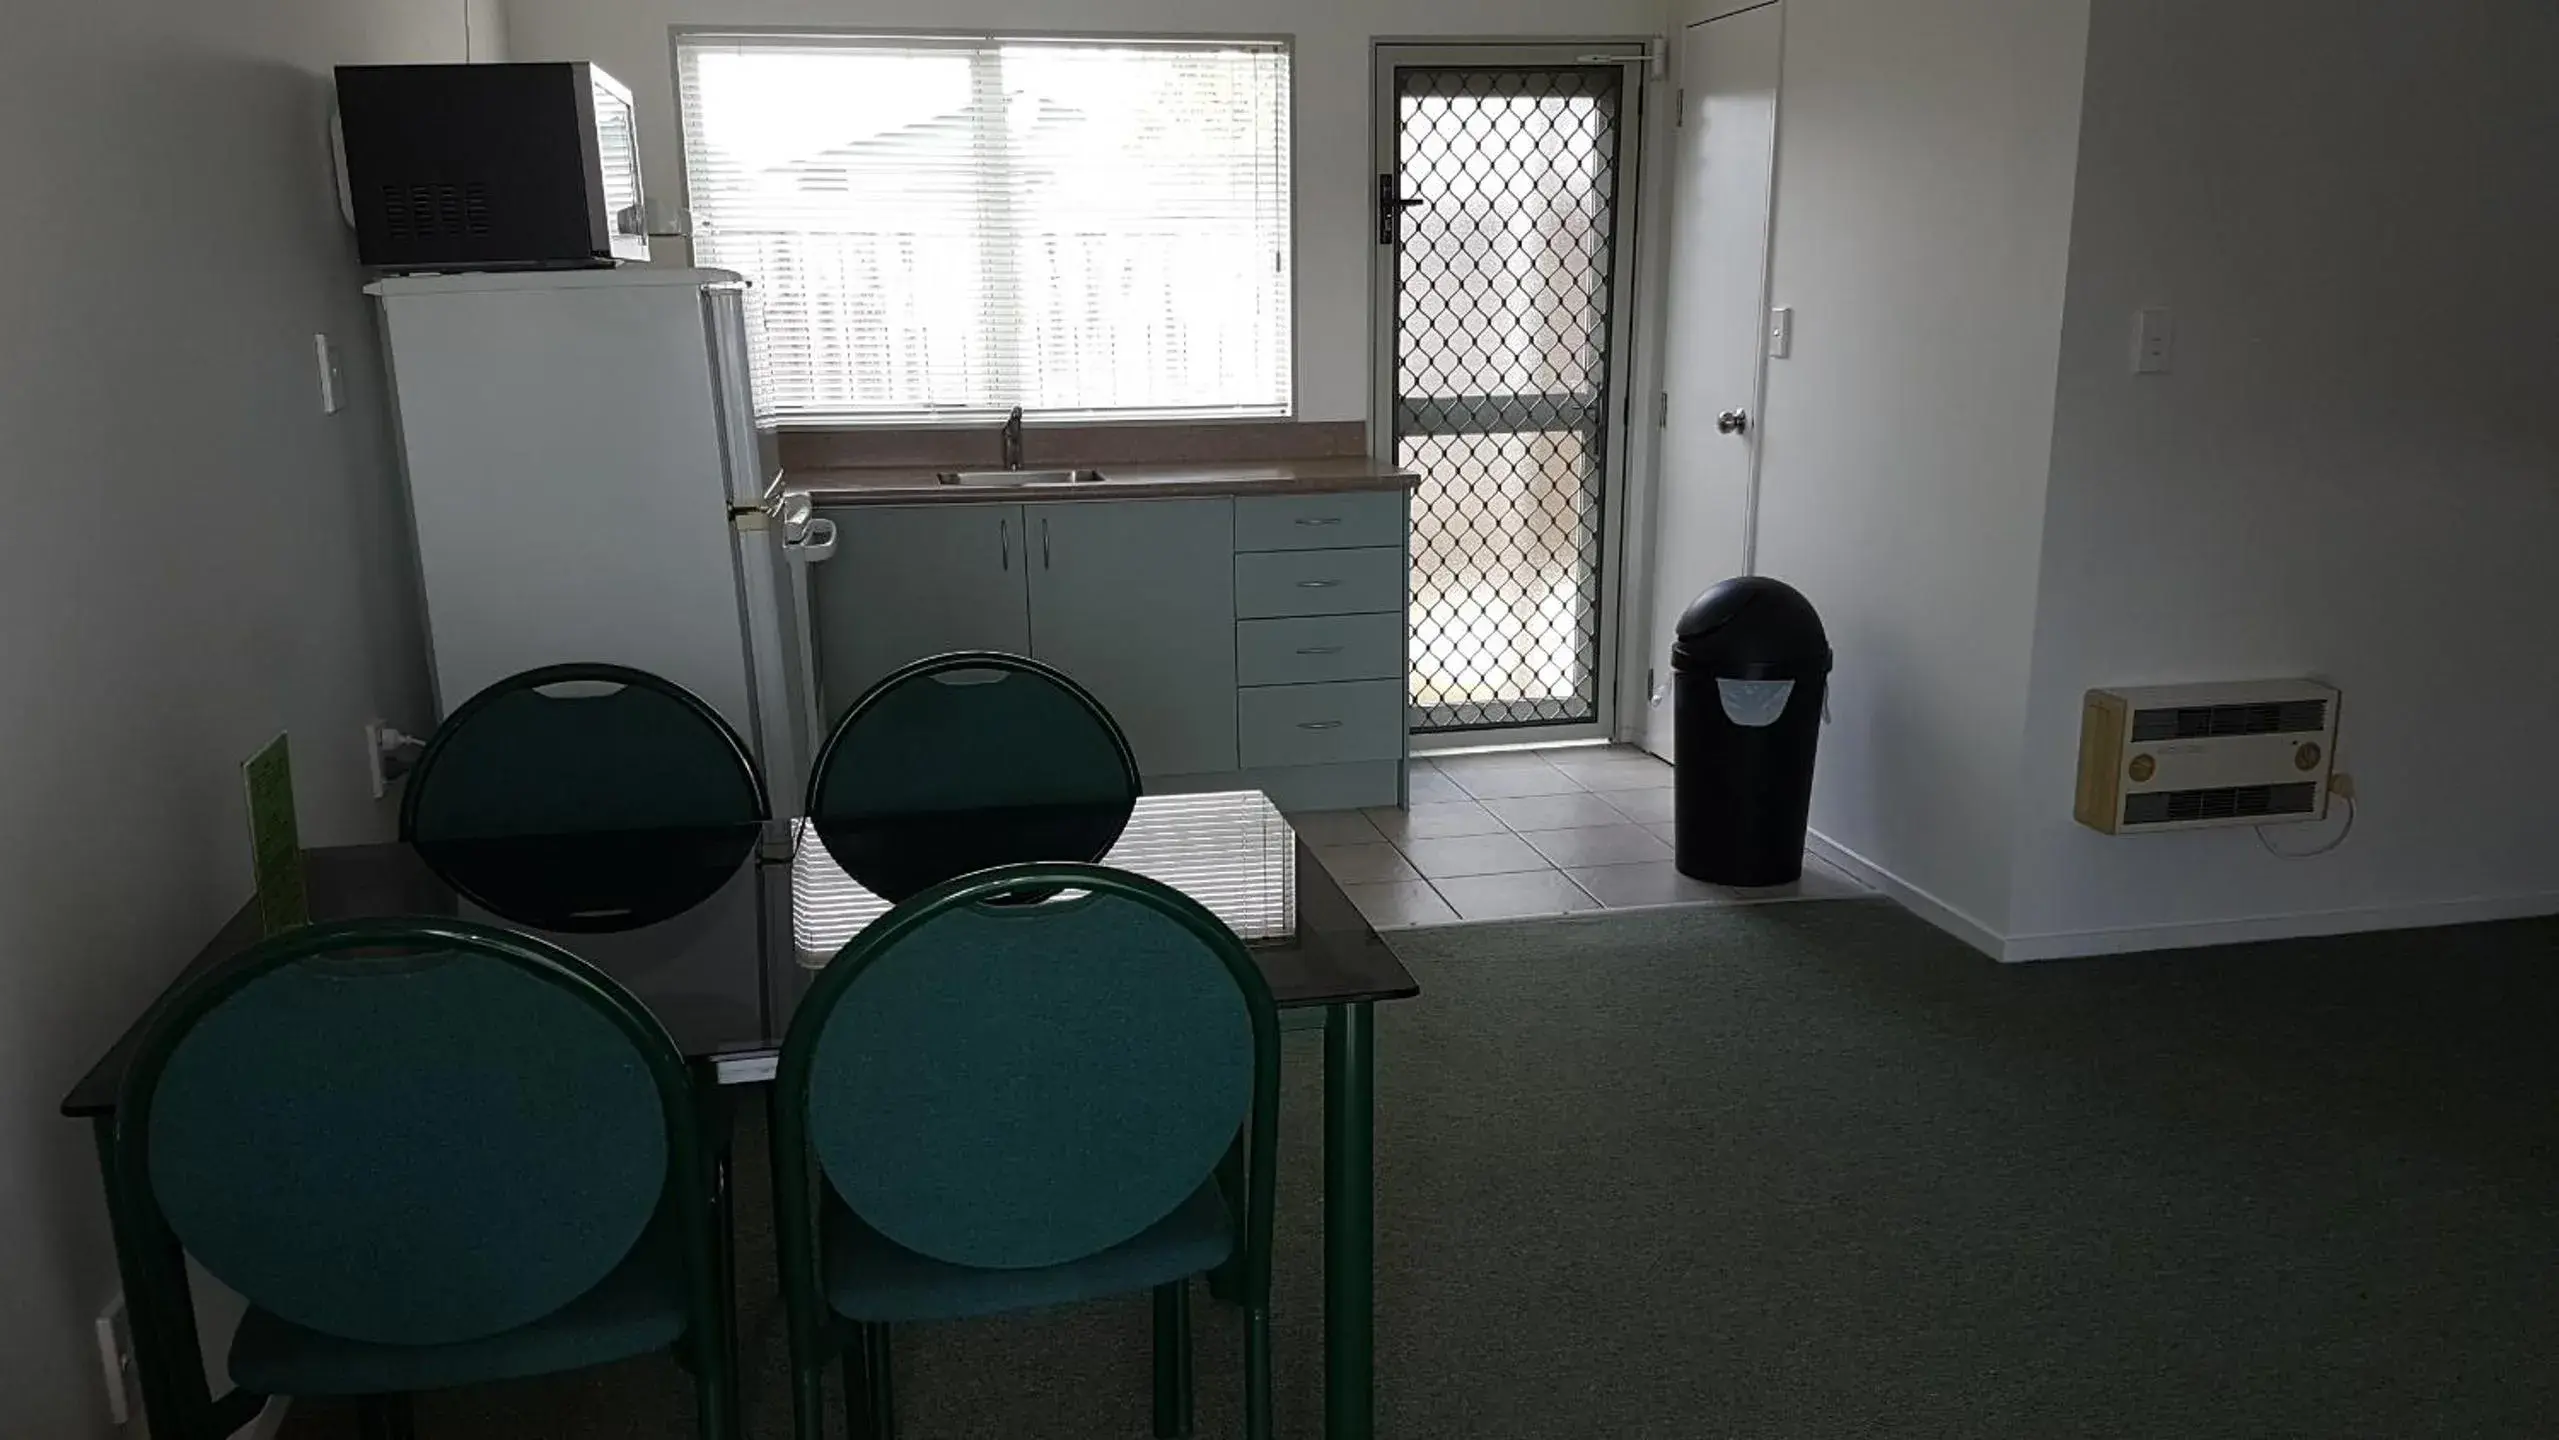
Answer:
1642 4 1783 760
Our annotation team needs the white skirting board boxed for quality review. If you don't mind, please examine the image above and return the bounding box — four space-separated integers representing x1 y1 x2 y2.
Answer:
2001 888 2559 963
1803 830 2008 959
1808 828 2559 964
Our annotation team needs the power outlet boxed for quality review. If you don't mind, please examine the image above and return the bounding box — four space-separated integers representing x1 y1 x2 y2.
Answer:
95 1293 135 1425
314 332 346 414
365 718 391 800
2131 307 2175 375
365 718 428 799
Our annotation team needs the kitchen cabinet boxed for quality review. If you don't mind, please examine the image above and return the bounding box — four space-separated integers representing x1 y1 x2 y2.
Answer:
1234 547 1408 619
809 485 1412 808
809 498 1232 779
1231 494 1412 805
1238 679 1405 768
812 504 1029 723
1235 613 1405 688
1232 489 1407 552
1027 499 1238 778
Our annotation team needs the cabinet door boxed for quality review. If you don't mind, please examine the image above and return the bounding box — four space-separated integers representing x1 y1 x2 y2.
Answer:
1027 499 1238 778
811 505 1029 727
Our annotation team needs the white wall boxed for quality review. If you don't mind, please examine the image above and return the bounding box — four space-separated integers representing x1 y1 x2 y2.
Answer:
1747 0 2091 944
2004 0 2559 957
501 0 1667 424
0 1 470 1430
469 0 512 61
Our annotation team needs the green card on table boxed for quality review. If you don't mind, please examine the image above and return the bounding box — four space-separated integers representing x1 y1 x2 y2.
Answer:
243 733 307 935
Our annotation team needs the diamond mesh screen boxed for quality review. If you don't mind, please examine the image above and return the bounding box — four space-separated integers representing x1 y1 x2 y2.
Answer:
1393 68 1624 732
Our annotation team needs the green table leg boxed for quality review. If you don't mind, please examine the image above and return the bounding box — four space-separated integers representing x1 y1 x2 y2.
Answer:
94 1117 215 1440
1323 1002 1375 1440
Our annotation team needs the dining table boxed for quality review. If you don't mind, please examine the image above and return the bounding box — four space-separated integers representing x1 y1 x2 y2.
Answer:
63 788 1418 1440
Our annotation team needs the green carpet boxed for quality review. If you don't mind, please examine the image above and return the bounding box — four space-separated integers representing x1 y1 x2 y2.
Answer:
282 899 2559 1437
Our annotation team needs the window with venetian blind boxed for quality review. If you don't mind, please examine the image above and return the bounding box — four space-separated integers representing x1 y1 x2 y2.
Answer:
676 33 1293 424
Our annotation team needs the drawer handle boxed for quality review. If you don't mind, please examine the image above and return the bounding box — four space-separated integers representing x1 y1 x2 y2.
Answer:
1294 516 1344 527
1296 579 1341 589
1297 720 1345 731
1296 645 1345 655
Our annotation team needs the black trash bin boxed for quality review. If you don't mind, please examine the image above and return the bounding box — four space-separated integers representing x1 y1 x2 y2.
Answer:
1672 577 1832 886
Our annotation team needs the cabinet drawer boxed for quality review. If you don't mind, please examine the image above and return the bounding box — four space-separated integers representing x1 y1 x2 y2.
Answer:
1235 490 1406 552
1235 547 1405 619
1236 614 1404 687
1238 680 1406 768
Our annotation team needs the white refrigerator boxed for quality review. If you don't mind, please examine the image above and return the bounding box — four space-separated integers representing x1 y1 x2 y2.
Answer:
367 267 834 815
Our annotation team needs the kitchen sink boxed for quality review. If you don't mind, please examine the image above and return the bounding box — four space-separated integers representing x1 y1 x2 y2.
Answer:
936 468 1107 487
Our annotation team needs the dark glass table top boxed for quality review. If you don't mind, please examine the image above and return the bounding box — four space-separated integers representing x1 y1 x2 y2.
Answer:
63 791 1417 1115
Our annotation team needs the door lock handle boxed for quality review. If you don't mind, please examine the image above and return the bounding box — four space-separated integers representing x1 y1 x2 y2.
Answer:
1296 645 1345 656
1296 579 1341 589
1297 720 1345 731
1377 174 1428 244
999 517 1010 571
1716 409 1751 435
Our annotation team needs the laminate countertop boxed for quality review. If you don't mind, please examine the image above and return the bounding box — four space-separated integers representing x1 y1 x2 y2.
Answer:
791 457 1418 507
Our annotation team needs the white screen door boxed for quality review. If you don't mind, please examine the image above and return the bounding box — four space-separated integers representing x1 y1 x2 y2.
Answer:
1642 6 1782 760
1376 45 1646 744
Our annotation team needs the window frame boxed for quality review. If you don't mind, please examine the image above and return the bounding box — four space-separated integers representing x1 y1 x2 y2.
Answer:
668 26 1300 429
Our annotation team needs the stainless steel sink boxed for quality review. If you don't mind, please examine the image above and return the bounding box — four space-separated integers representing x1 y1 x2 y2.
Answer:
936 468 1106 487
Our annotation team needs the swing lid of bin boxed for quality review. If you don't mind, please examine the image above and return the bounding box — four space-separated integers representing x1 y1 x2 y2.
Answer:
1673 576 1832 680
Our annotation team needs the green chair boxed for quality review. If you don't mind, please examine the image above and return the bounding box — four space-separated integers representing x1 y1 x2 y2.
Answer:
401 663 768 930
109 918 737 1440
771 864 1281 1440
805 651 1139 903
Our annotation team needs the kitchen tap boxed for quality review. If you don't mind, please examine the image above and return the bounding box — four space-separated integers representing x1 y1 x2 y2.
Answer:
1000 406 1024 471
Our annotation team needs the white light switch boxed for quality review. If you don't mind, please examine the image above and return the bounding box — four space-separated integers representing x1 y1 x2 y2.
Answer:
314 332 345 414
2132 307 2174 375
1768 306 1794 359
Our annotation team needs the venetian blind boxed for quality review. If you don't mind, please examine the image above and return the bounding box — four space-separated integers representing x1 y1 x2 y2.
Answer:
676 33 1293 423
789 791 1296 964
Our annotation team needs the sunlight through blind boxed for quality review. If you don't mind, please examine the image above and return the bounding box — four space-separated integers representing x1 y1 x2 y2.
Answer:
677 33 1293 423
791 791 1297 967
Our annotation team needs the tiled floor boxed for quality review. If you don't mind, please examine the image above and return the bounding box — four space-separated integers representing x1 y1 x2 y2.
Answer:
1302 744 1869 928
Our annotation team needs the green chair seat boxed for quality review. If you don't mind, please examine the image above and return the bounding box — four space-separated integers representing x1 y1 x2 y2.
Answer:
772 864 1282 1440
112 919 739 1439
232 1210 689 1396
823 1181 1233 1326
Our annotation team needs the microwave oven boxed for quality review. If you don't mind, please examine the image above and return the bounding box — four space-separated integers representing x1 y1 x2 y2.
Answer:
335 62 649 271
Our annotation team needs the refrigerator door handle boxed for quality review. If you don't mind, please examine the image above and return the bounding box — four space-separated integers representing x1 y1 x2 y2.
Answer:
772 488 815 540
788 517 837 564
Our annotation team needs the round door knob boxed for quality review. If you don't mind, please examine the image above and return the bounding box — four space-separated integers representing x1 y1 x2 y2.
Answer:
1716 409 1750 435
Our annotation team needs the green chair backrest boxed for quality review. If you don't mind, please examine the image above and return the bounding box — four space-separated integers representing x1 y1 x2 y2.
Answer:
402 664 767 842
782 865 1277 1271
116 920 689 1347
805 653 1140 901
